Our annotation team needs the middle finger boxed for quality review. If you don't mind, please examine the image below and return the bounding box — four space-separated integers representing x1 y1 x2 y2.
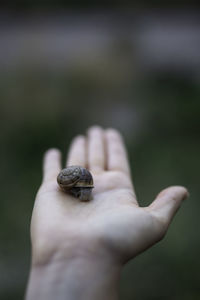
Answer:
87 126 105 173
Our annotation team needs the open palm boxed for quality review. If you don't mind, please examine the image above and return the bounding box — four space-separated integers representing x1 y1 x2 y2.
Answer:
31 126 188 266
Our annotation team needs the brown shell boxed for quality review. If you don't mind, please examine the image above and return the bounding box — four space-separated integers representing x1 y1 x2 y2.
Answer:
57 166 94 190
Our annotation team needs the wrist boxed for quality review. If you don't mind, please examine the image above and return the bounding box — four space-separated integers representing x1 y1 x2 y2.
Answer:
27 235 123 300
26 252 122 300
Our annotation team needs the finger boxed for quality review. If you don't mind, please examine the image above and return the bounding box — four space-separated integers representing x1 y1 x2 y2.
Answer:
105 128 130 175
87 126 105 173
43 148 61 182
66 135 86 167
149 186 189 231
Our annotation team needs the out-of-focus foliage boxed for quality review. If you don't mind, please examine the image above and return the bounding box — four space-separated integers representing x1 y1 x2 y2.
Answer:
0 11 200 300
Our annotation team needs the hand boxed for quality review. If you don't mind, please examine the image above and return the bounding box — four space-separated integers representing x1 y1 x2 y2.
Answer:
27 126 188 300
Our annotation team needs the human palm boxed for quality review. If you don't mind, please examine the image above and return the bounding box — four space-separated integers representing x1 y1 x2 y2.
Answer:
31 127 188 266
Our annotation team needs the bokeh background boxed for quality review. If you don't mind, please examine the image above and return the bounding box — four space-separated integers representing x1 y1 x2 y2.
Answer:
0 3 200 300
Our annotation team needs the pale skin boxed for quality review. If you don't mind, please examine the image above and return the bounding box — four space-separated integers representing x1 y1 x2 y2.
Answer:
26 126 188 300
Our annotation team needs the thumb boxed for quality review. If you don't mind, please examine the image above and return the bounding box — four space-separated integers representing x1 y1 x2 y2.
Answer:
149 186 189 232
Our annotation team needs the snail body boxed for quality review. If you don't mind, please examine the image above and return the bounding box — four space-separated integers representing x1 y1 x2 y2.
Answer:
57 166 94 201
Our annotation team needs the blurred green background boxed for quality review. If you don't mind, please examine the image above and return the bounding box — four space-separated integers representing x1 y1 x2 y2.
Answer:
0 7 200 300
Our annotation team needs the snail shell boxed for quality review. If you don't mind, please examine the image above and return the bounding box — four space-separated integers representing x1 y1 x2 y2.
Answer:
57 166 94 201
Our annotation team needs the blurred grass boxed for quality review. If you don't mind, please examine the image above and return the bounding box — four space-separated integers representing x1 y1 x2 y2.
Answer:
0 46 200 299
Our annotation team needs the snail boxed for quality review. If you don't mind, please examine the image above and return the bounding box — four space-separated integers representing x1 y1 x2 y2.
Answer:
57 166 94 201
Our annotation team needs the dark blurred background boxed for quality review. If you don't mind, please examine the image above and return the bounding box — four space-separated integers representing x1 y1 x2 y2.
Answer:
0 2 200 299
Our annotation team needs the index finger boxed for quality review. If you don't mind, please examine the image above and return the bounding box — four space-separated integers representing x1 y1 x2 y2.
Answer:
42 148 61 182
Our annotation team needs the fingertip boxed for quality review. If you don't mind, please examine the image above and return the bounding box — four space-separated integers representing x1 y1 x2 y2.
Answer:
157 186 189 202
44 148 61 160
174 186 189 200
87 125 103 134
106 127 121 136
71 135 85 144
105 128 124 143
